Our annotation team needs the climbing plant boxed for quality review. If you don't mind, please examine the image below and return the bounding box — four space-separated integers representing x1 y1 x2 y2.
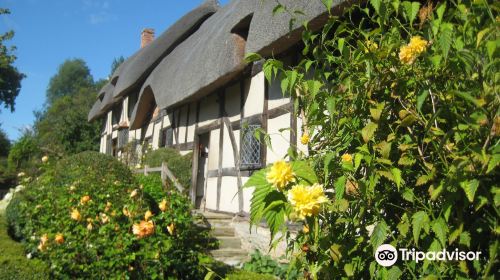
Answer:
245 0 499 279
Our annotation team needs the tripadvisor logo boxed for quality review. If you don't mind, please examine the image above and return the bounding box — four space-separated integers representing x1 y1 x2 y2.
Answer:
375 244 482 267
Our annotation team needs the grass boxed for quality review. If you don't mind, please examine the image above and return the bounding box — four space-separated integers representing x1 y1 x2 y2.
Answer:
0 214 49 280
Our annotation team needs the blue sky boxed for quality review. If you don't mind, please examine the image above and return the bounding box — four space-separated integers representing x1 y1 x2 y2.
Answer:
0 0 228 141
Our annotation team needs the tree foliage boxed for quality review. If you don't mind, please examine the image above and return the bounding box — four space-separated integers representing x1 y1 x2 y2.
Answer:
0 8 25 112
246 0 499 278
45 59 94 105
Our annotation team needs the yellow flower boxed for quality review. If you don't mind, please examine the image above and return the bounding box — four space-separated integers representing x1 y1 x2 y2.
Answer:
55 233 64 244
300 133 310 145
41 156 49 163
159 199 168 212
100 213 109 224
288 184 328 220
71 209 81 221
132 220 155 239
399 36 428 65
87 223 94 231
130 189 138 198
144 210 153 221
303 225 310 233
365 40 378 53
122 207 131 217
341 153 353 163
17 172 26 178
80 195 91 205
69 185 76 191
40 234 49 244
266 160 295 191
167 223 175 235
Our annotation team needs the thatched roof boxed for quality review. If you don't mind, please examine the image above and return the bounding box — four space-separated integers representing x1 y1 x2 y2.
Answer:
112 0 219 99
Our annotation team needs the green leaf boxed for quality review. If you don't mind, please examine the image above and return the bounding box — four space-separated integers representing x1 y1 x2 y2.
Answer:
272 4 285 16
329 244 342 262
204 271 216 280
344 263 354 277
402 188 414 202
402 1 421 26
487 154 500 174
391 168 403 189
431 218 448 247
416 174 433 186
477 27 492 48
459 231 471 248
439 23 453 59
291 161 318 185
412 211 430 245
326 97 336 116
244 53 262 63
448 224 463 245
417 90 429 113
387 266 403 280
460 179 479 203
370 220 388 250
334 176 347 199
370 0 381 15
451 90 482 109
338 38 345 54
321 0 333 10
361 122 378 143
486 40 498 61
398 156 416 166
354 153 363 170
323 152 335 182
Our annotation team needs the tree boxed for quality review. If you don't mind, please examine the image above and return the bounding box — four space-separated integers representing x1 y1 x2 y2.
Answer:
0 124 10 157
7 129 39 171
46 58 94 105
0 8 25 112
36 87 100 156
110 56 125 77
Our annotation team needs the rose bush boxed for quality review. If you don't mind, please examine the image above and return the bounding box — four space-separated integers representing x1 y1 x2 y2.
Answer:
6 151 211 279
246 0 499 279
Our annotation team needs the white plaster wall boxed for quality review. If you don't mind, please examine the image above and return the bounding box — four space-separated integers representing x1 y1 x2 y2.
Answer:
106 112 112 134
100 136 106 153
198 94 219 127
112 130 118 139
178 106 188 144
145 122 154 138
120 98 128 123
208 129 220 171
219 177 240 213
187 103 197 143
241 177 253 213
222 127 233 168
164 113 173 129
268 77 290 110
266 113 291 164
243 73 264 117
225 83 241 122
205 177 218 210
152 122 162 149
179 151 191 156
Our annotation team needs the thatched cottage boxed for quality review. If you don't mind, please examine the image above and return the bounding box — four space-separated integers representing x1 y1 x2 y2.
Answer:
88 0 347 216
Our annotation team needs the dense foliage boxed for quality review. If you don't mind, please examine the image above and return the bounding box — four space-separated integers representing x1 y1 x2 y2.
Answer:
246 0 499 279
6 152 211 279
142 147 193 189
0 8 24 112
45 59 94 105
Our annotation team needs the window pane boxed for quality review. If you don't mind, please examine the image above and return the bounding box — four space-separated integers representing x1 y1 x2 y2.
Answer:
240 124 261 169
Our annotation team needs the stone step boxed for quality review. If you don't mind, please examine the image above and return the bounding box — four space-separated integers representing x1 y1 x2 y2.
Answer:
212 227 235 237
217 236 242 249
211 248 249 258
207 219 233 227
200 211 234 220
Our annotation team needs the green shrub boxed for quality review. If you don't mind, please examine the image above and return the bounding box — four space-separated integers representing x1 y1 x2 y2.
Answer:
242 250 291 279
142 148 192 188
136 173 164 202
5 193 28 241
10 151 211 279
0 215 49 280
226 270 276 280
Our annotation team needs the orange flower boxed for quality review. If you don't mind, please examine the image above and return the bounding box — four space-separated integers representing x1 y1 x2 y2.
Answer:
71 209 81 221
80 195 91 204
167 223 175 235
55 233 64 244
159 199 168 212
132 220 155 239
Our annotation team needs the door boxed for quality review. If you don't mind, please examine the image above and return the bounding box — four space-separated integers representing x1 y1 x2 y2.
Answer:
195 133 209 209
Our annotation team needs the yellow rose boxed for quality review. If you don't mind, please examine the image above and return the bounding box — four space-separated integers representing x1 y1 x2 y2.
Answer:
399 36 428 65
159 199 168 212
303 225 310 233
100 213 109 224
167 223 175 235
55 233 64 244
80 195 91 205
122 207 131 217
288 184 328 220
144 210 153 221
300 133 310 145
341 153 353 163
365 40 378 53
70 209 81 221
17 172 26 178
130 189 138 198
87 223 94 231
266 160 296 191
41 156 49 163
132 220 155 239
